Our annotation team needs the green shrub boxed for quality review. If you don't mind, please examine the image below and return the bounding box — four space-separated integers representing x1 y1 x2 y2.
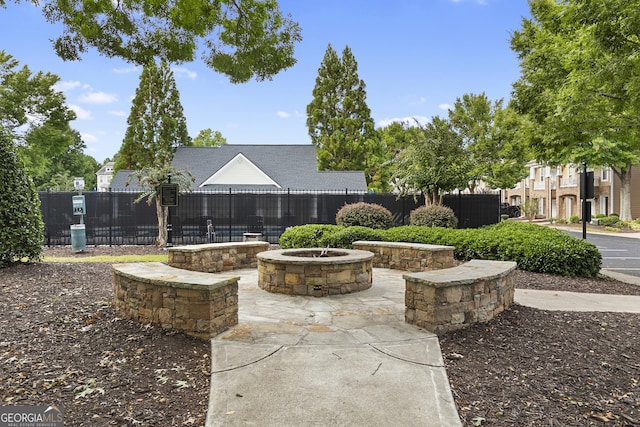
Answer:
320 226 386 248
598 215 620 227
556 218 567 224
410 205 458 228
594 213 606 218
501 214 509 221
335 202 393 229
480 222 601 276
0 130 44 267
278 224 341 249
278 221 602 277
569 215 580 224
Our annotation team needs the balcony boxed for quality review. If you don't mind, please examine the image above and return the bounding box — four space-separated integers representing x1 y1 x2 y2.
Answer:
560 176 578 187
533 181 546 190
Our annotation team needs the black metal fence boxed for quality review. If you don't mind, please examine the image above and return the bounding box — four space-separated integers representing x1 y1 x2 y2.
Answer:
39 190 500 246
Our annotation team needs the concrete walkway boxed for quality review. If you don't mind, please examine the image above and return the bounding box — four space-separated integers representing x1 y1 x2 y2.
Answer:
205 268 462 427
205 268 640 427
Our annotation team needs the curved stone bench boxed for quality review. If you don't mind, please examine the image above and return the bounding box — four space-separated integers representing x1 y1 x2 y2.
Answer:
113 262 240 340
403 260 517 335
168 241 270 273
352 240 455 272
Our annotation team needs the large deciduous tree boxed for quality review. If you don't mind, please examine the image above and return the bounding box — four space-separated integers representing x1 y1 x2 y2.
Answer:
306 44 378 182
392 117 470 205
371 121 420 193
3 0 301 78
0 126 44 267
511 0 640 220
449 93 529 191
189 128 227 147
0 50 78 184
115 59 190 171
44 131 101 191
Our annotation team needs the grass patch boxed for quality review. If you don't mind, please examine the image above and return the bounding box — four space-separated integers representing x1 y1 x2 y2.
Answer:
43 254 168 263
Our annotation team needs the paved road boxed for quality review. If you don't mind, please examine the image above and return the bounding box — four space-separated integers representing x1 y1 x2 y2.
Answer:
563 230 640 278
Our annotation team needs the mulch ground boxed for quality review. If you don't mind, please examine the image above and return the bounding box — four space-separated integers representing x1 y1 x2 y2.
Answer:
1 246 639 426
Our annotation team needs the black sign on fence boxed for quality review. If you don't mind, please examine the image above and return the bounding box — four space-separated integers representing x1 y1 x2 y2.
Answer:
160 184 179 207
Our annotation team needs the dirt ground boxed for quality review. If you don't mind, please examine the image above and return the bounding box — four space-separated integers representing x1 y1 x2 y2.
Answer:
1 246 639 426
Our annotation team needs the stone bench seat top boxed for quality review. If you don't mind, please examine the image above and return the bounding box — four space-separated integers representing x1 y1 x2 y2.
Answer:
352 240 454 251
403 260 517 287
168 241 269 252
113 262 239 290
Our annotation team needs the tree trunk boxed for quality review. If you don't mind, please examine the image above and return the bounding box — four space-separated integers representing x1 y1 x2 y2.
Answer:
423 187 443 205
615 166 633 221
155 195 168 246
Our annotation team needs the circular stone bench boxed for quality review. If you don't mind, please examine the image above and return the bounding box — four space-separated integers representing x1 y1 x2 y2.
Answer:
113 262 240 340
352 240 455 272
403 260 517 335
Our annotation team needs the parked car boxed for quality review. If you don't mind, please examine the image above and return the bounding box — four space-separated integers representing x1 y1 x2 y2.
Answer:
500 203 521 218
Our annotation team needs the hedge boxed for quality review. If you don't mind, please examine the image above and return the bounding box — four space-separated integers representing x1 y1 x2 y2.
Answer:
278 221 602 277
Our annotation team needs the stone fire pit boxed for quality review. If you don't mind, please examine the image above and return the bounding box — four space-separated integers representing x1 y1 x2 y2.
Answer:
257 248 374 297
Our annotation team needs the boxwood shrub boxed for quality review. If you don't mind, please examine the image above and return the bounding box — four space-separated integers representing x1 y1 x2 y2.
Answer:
598 215 620 227
410 205 458 228
278 221 601 277
335 202 393 229
278 224 341 249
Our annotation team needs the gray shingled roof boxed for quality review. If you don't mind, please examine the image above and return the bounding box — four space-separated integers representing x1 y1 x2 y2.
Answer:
110 145 368 192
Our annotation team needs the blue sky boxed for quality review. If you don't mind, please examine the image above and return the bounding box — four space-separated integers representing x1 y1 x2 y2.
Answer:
0 0 531 163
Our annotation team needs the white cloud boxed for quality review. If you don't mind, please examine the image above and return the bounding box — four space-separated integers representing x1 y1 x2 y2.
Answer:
377 116 430 128
108 110 127 117
55 81 82 92
68 104 92 120
173 66 197 80
438 103 452 111
113 66 140 74
78 91 118 104
80 132 98 143
276 111 290 118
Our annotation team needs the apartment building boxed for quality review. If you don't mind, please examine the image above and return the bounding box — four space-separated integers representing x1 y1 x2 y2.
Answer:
95 162 115 192
503 162 640 220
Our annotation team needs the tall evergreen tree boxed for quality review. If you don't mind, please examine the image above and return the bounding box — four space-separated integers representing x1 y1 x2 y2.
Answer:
115 59 190 171
306 44 377 179
0 127 44 267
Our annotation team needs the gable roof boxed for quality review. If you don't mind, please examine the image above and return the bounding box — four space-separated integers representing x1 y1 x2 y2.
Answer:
199 153 281 187
110 145 368 192
173 145 367 192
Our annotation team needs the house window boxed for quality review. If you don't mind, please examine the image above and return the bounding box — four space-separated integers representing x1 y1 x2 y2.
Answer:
599 195 609 216
601 168 609 181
